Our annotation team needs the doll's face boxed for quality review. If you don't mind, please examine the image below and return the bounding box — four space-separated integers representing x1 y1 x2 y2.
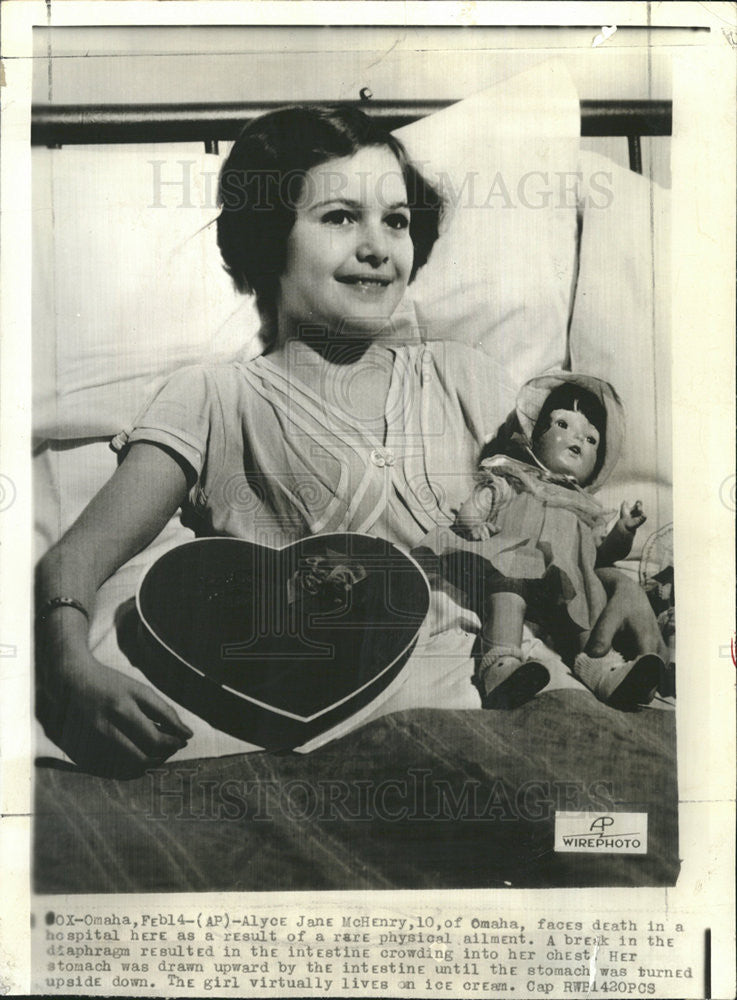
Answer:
534 407 600 484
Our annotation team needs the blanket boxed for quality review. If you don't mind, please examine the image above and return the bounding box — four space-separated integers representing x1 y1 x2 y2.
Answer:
35 691 677 893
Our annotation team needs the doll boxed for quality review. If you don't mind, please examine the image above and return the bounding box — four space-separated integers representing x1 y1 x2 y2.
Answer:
432 371 664 710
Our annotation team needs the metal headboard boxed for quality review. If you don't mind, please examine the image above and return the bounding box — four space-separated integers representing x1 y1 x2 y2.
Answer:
31 99 672 174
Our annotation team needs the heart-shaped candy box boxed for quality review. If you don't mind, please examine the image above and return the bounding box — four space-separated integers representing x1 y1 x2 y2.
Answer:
137 533 430 750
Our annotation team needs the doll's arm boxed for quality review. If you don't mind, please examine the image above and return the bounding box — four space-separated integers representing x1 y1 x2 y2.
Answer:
35 442 194 776
455 485 495 534
595 500 647 566
454 472 515 539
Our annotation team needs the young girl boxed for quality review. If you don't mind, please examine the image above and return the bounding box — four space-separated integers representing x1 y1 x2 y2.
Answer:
426 371 664 711
35 107 666 775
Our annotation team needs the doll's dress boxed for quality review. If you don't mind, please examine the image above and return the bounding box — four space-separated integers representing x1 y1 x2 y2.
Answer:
418 455 613 633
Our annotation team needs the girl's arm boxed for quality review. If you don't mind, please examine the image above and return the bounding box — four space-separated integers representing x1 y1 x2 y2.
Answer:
36 442 194 776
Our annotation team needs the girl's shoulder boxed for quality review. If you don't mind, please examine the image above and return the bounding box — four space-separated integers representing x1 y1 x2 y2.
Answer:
145 358 267 420
420 341 518 419
163 357 252 382
422 340 508 374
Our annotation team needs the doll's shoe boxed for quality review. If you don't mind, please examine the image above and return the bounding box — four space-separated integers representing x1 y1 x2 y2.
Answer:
478 651 550 710
573 651 663 710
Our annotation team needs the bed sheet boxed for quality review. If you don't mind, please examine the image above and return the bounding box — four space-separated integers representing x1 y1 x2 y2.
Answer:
35 692 678 893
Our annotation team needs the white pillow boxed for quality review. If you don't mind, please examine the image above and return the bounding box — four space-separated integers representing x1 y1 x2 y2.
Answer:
33 58 581 442
32 147 263 442
397 57 581 387
569 151 672 551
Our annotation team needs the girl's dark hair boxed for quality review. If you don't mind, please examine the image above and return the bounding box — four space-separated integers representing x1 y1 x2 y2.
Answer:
482 383 608 481
216 105 444 319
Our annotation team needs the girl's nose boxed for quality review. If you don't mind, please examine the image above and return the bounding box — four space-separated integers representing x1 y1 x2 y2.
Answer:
356 223 389 266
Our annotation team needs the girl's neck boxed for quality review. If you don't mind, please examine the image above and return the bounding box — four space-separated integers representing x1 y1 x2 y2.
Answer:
274 329 375 367
268 332 394 439
274 307 420 358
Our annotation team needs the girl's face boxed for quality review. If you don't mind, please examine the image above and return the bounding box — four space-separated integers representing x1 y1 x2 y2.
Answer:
277 145 414 338
534 406 600 484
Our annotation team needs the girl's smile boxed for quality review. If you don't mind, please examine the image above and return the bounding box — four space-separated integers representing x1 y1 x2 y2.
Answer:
277 146 414 340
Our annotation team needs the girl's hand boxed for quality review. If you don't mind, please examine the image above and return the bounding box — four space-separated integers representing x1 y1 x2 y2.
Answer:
586 567 667 661
34 441 193 775
618 499 647 533
37 653 193 778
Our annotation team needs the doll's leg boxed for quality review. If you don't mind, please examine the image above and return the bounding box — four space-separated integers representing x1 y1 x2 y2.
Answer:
481 592 526 658
477 591 550 710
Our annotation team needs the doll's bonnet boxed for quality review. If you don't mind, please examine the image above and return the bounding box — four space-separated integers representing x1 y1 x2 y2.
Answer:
514 370 625 493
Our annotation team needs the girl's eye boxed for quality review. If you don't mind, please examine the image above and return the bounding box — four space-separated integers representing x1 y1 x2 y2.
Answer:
322 209 354 226
385 212 410 231
587 436 598 446
555 419 568 429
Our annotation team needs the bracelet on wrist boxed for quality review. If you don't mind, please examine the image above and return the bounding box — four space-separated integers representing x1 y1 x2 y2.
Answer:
36 596 90 626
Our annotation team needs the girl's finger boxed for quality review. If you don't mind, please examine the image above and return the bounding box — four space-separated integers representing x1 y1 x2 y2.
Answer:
112 700 188 758
69 719 154 778
107 727 160 770
134 686 194 739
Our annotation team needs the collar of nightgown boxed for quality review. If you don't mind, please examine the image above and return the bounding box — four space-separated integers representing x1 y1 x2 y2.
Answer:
244 336 452 545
